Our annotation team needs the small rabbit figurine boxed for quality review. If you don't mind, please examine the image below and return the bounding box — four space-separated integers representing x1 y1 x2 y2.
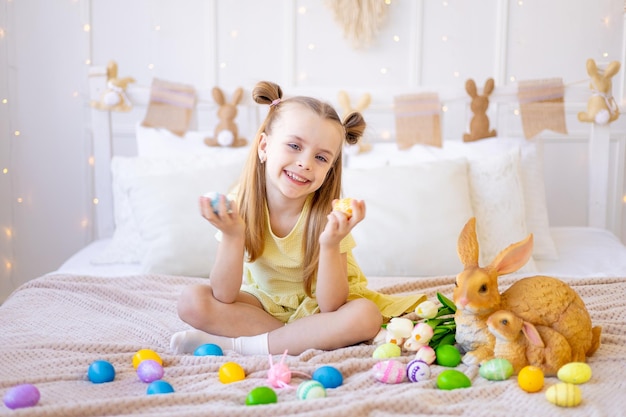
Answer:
337 91 372 154
205 87 247 147
578 59 621 125
453 217 601 366
91 61 135 112
463 78 497 142
487 310 572 376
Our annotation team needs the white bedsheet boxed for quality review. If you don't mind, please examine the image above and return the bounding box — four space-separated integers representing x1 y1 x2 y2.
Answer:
56 227 626 278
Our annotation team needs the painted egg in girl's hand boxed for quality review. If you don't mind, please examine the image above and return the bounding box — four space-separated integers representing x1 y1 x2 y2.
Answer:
204 191 232 214
333 198 353 219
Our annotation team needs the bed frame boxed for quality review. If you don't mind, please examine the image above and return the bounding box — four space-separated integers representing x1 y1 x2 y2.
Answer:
87 65 626 243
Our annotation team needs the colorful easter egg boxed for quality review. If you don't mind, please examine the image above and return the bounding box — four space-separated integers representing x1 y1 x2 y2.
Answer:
372 360 406 384
3 384 40 410
88 360 116 384
312 366 343 389
557 362 592 385
205 191 232 214
479 358 514 381
297 380 327 400
435 344 462 367
373 342 402 359
518 365 544 393
436 369 471 390
133 349 163 369
406 359 431 383
546 383 582 407
245 386 278 406
333 198 354 219
194 343 224 356
219 362 246 384
146 380 174 395
137 359 164 383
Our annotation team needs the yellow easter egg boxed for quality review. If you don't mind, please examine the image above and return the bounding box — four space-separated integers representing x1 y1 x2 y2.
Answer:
372 343 402 359
219 361 246 384
557 362 592 385
517 365 544 393
132 349 163 369
333 198 353 219
546 383 582 407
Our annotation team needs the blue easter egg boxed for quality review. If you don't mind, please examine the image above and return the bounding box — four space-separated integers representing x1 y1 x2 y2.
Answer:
3 384 40 410
194 343 224 356
137 359 164 383
88 360 116 384
312 366 343 389
146 380 175 395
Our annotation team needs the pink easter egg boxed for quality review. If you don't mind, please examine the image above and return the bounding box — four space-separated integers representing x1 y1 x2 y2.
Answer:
372 360 406 384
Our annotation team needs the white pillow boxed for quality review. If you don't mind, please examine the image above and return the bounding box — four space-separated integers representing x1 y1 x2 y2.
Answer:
127 163 243 276
91 152 248 265
343 158 474 276
346 137 557 261
467 148 536 273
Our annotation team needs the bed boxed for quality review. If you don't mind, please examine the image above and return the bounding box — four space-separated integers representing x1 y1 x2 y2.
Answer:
2 66 626 416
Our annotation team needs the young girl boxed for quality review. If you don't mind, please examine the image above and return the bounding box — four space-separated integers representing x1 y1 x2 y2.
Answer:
170 81 425 356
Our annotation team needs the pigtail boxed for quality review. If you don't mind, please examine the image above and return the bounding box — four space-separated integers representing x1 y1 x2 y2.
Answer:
252 81 283 106
343 111 366 145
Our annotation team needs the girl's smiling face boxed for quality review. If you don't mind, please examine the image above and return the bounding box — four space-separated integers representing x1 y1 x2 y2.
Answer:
259 103 343 205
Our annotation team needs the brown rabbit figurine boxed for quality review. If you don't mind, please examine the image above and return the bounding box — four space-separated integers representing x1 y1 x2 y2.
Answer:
463 78 497 142
577 59 621 125
205 86 247 147
487 310 572 376
453 217 601 366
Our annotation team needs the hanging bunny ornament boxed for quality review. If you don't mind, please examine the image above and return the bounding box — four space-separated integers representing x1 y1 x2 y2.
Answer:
578 58 621 125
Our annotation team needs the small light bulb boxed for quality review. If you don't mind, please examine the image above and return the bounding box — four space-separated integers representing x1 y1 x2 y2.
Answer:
16 197 23 203
4 228 12 238
308 43 316 50
441 35 448 42
93 198 99 205
85 58 91 65
147 63 155 70
393 35 400 42
510 75 516 82
1 98 7 104
83 24 91 32
2 168 7 174
154 25 161 31
81 219 89 228
13 130 20 136
453 71 460 78
220 62 227 69
514 109 520 116
4 261 11 271
380 67 388 75
230 30 238 38
602 52 609 58
298 6 307 14
442 105 449 112
88 156 95 166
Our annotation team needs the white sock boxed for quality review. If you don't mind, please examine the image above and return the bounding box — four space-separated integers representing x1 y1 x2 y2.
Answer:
170 330 269 355
170 329 234 354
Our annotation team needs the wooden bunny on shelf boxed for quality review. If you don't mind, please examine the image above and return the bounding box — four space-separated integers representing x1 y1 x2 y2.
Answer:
578 58 621 125
452 217 601 366
205 87 247 147
463 78 497 142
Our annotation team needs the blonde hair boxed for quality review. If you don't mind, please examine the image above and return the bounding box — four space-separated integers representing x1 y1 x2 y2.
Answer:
237 81 366 297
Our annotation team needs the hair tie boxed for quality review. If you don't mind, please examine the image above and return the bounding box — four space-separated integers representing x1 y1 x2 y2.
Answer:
270 98 281 108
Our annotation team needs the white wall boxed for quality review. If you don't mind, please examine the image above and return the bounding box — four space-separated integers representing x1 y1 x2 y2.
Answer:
1 0 625 303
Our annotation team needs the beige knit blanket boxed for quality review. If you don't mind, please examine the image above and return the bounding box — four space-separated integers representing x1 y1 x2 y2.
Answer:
1 273 625 416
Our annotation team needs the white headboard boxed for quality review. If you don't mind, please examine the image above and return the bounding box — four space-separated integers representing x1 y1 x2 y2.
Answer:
87 65 626 243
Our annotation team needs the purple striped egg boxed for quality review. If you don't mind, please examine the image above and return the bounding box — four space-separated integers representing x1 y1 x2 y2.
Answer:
372 360 406 384
406 359 431 383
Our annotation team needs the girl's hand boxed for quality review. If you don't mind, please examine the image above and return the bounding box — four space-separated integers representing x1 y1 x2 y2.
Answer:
319 199 366 246
199 195 245 237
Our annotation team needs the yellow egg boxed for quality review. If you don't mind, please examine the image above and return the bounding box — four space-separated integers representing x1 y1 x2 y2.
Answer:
333 198 353 219
372 343 402 359
132 349 163 369
219 361 246 384
517 365 544 393
546 383 582 407
557 362 592 385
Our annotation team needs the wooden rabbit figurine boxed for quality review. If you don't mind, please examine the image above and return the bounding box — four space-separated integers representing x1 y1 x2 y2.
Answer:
453 217 601 366
337 91 372 154
487 310 572 376
578 59 621 125
463 78 497 142
205 87 247 147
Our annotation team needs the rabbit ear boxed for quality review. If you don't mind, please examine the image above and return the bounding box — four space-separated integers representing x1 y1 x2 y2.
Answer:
603 61 621 79
107 61 119 80
586 59 599 77
457 217 480 267
338 90 351 114
488 233 534 275
521 321 545 348
212 87 225 105
355 93 372 112
483 78 495 96
465 79 478 98
231 87 244 105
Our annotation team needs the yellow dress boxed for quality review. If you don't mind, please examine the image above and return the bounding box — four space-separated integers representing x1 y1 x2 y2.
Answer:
240 197 425 323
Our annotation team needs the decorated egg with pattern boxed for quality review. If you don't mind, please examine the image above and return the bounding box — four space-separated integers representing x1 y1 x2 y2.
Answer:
297 380 327 400
557 362 592 385
406 359 431 383
479 358 514 381
546 383 582 407
373 360 406 384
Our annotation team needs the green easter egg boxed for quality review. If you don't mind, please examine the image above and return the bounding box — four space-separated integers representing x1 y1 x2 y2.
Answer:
479 358 514 381
245 386 277 406
435 344 462 367
437 369 472 390
373 343 402 359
